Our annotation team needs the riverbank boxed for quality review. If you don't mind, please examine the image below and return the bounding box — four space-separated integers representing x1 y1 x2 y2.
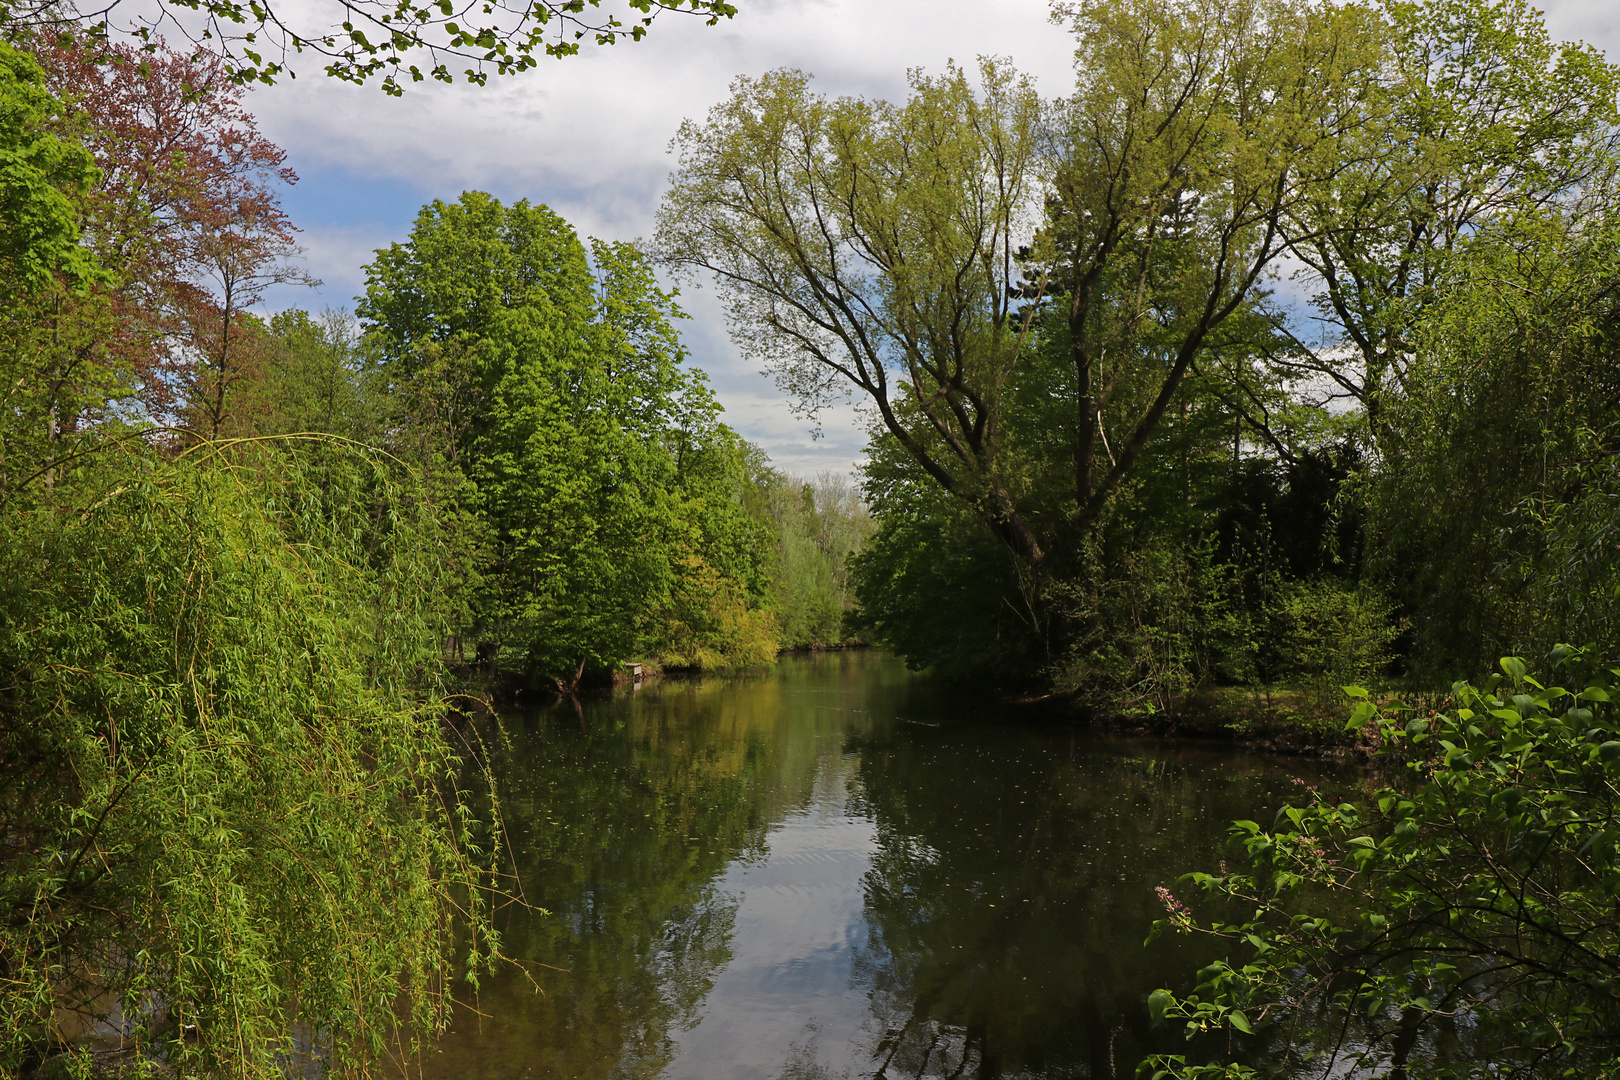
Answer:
1028 685 1391 761
485 651 1394 763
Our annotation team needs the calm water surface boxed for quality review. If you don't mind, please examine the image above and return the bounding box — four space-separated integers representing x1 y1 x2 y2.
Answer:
424 652 1351 1080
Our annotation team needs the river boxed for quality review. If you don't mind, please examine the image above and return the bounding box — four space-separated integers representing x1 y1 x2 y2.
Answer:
420 651 1350 1080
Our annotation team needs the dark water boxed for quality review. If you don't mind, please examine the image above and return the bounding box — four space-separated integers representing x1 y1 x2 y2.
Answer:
423 652 1352 1080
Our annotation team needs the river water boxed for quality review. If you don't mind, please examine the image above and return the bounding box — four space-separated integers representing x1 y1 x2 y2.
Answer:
421 651 1348 1080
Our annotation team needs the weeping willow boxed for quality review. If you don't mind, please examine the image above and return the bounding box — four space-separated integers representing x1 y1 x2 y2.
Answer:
0 435 500 1078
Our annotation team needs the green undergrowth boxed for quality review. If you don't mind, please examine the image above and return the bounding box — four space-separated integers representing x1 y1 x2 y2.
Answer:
1093 684 1392 755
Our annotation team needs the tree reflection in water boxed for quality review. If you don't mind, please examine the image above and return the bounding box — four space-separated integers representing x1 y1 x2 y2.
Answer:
411 654 1346 1080
843 725 1328 1079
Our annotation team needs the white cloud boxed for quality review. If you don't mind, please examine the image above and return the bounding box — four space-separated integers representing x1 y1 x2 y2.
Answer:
251 0 1074 216
1540 0 1620 56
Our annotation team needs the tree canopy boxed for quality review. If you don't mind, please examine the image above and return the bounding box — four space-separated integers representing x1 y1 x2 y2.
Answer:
361 192 777 686
0 40 97 292
659 0 1620 696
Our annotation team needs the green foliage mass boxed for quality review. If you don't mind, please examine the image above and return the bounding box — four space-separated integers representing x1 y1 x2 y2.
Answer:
655 0 1405 698
254 310 379 437
1364 211 1620 677
744 462 873 651
360 192 776 683
1144 648 1620 1080
0 40 98 293
0 439 498 1077
659 0 1620 707
851 440 1042 682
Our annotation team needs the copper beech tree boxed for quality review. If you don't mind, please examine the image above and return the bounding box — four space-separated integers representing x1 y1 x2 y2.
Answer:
38 38 311 436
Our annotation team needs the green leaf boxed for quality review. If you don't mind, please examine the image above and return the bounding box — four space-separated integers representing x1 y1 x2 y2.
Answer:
1345 701 1378 730
1228 1010 1254 1034
1148 988 1173 1024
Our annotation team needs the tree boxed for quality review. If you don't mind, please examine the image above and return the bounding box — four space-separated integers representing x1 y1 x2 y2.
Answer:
1144 648 1620 1080
32 37 311 435
658 60 1051 569
1 34 506 1080
362 192 774 684
0 40 97 292
759 469 873 650
6 0 736 94
1357 205 1620 675
658 1 1383 583
1263 0 1620 451
0 438 500 1078
251 308 373 436
1042 0 1382 538
0 37 108 489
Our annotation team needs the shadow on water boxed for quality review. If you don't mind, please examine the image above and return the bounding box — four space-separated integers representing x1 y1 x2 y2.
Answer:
416 652 1357 1080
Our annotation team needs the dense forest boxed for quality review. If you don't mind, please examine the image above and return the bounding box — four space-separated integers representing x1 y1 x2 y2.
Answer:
2 0 1618 1073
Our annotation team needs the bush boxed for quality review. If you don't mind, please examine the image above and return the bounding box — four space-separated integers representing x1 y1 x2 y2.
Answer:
1047 537 1252 713
1258 579 1400 694
1144 647 1620 1080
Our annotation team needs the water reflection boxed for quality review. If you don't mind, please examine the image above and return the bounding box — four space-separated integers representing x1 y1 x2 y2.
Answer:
417 653 1346 1080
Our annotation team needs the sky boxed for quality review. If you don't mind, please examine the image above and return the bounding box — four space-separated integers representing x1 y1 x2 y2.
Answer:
243 0 1618 479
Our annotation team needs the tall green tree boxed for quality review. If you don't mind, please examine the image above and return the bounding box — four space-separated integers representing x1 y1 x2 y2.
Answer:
0 41 97 292
0 38 115 490
656 2 1393 689
659 2 1381 577
1043 0 1383 540
362 192 774 685
658 60 1049 569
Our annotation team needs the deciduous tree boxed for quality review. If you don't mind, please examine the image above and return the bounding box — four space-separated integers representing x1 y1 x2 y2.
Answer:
37 37 311 434
659 1 1382 580
0 38 111 491
362 193 774 684
1266 0 1620 449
